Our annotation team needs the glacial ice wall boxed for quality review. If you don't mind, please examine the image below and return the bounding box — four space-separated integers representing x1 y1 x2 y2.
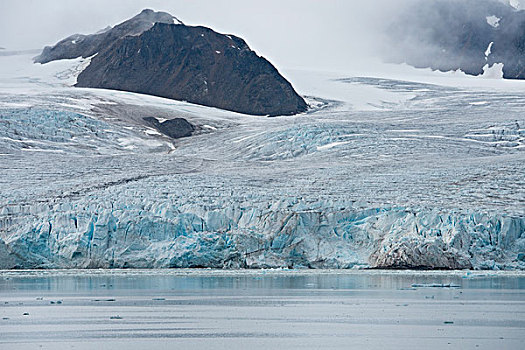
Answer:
1 197 523 269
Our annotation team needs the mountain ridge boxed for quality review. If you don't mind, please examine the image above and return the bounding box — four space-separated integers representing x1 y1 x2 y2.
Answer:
35 9 307 116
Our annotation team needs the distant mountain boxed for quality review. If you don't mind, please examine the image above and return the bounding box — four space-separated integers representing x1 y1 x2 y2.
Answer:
36 9 307 116
35 9 182 64
385 0 525 79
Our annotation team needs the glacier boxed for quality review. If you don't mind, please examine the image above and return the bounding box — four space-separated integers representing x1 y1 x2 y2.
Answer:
1 198 524 269
0 54 524 270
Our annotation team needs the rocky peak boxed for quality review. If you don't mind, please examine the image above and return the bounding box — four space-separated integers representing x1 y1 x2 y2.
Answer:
35 9 307 116
34 9 183 64
75 22 307 116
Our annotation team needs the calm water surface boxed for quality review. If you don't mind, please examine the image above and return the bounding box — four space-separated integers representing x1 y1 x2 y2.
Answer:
1 270 524 349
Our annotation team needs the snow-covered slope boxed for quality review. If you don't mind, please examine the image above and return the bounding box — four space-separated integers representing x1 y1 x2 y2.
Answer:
0 54 524 269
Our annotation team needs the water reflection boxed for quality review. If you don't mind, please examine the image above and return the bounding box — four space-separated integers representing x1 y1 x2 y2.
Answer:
1 271 523 295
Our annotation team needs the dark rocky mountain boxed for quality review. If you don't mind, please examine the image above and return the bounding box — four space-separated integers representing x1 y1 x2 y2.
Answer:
76 23 307 116
385 0 525 79
35 9 182 64
36 10 307 116
143 117 194 139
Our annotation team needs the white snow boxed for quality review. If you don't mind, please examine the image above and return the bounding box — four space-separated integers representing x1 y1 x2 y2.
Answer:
0 54 91 89
484 41 494 58
509 0 521 10
316 141 351 150
486 15 500 28
144 128 162 136
482 62 504 79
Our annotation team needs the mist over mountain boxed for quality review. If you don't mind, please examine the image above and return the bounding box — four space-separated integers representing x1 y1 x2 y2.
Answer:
384 0 525 79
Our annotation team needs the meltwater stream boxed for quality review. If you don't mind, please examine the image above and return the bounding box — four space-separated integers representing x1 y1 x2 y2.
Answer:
0 270 524 349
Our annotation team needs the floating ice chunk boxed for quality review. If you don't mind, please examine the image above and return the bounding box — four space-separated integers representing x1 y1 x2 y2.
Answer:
509 0 521 10
469 101 488 106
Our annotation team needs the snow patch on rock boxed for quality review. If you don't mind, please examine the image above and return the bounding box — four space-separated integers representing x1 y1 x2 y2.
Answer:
485 41 494 59
509 0 521 10
486 15 500 28
482 63 504 79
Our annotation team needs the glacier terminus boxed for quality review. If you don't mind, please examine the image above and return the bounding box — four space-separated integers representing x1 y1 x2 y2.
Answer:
0 51 523 270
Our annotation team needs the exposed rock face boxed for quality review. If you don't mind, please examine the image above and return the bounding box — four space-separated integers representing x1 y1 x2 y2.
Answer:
386 0 525 79
75 23 307 116
143 117 194 139
34 9 182 64
36 9 307 116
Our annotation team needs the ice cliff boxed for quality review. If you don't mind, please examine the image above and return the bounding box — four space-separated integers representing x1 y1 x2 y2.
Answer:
1 197 524 269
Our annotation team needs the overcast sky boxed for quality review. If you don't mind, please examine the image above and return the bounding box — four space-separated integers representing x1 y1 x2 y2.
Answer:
0 0 409 72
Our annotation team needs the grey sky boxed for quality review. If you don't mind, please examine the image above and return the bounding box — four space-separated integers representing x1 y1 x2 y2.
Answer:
0 0 406 71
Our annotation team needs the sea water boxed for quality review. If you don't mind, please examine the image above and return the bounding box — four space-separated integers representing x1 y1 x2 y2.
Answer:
0 270 524 349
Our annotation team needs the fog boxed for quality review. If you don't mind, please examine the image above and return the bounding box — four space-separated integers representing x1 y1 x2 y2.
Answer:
0 0 520 73
383 0 525 79
0 0 411 72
